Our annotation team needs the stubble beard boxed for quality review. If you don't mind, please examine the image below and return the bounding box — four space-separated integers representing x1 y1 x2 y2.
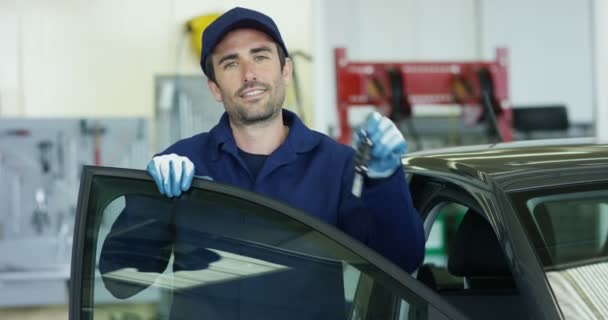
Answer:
224 80 286 127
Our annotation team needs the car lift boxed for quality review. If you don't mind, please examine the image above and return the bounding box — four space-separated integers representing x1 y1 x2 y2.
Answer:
334 47 513 145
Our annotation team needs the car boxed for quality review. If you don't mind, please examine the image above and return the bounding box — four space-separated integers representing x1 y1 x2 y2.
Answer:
68 139 608 320
404 138 608 320
68 166 467 320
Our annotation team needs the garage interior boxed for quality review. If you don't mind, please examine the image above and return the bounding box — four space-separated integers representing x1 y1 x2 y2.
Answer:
0 0 607 319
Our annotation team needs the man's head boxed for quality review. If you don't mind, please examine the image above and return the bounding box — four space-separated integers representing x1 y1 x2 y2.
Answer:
200 7 292 126
200 7 289 84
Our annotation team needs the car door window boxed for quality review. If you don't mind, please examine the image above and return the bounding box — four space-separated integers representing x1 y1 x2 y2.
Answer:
417 195 526 320
420 203 468 291
70 167 465 320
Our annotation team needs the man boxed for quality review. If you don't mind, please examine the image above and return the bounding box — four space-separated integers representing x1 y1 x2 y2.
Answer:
148 5 423 271
101 6 424 319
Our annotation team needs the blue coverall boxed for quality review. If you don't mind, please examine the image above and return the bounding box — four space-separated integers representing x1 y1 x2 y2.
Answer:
100 109 424 319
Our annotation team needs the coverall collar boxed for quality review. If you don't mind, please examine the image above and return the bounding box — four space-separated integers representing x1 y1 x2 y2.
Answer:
209 109 320 162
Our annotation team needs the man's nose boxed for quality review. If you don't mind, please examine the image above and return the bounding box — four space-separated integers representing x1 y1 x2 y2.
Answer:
242 61 257 82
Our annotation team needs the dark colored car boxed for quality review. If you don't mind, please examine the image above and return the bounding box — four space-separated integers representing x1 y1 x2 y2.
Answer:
404 139 608 320
68 167 466 320
69 139 608 320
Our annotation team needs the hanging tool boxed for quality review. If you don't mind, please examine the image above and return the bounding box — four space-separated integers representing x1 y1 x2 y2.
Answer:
0 129 31 138
386 67 411 120
385 67 422 150
288 50 313 125
477 67 504 142
38 140 53 173
80 120 106 166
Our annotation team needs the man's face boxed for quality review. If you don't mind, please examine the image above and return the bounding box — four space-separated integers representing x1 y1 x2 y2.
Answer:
207 29 292 127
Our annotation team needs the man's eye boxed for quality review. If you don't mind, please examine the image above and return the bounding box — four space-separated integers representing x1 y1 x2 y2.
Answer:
223 62 237 69
254 55 269 61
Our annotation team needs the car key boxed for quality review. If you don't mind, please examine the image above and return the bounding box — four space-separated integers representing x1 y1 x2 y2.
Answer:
352 128 373 198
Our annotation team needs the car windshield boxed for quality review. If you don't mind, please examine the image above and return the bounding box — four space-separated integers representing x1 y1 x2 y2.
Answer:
510 182 608 319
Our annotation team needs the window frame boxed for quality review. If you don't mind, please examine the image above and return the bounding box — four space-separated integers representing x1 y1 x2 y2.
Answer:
509 181 608 269
409 175 566 320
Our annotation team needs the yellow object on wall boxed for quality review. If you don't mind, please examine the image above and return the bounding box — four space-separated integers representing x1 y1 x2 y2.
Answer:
186 13 222 58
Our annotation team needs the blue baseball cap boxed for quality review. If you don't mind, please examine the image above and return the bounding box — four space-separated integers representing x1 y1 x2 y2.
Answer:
200 7 289 77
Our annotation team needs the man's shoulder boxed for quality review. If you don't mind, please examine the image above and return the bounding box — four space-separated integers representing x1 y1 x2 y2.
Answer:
313 131 354 155
301 130 355 164
157 132 212 157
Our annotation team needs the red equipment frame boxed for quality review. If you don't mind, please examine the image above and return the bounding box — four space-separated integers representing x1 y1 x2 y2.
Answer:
334 47 513 144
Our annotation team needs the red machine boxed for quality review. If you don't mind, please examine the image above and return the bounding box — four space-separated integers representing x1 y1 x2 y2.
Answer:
334 47 513 145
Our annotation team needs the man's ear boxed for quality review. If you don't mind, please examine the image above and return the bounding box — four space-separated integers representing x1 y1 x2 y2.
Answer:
282 57 293 86
207 80 223 102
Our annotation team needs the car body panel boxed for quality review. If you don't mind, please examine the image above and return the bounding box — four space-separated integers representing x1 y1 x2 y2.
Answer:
404 139 608 320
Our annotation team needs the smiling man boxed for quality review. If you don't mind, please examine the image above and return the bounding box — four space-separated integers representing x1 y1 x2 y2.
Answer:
101 6 425 320
147 5 424 274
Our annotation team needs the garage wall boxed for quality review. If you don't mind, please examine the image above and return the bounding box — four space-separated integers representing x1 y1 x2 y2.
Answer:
479 0 594 124
0 0 312 118
595 0 608 141
1 1 597 131
313 0 478 135
0 0 20 116
313 0 595 135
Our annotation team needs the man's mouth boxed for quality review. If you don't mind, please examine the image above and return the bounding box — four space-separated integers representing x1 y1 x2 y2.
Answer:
239 87 267 101
241 89 266 98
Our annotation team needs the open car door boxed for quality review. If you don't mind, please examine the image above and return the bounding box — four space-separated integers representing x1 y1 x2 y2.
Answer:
69 166 467 320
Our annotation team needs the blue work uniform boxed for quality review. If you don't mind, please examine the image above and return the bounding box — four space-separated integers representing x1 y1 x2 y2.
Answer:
100 109 424 320
162 109 423 270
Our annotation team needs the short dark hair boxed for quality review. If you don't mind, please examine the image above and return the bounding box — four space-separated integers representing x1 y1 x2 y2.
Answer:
205 43 287 85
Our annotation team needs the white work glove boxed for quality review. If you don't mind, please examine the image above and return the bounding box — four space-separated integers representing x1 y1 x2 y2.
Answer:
146 154 195 198
355 112 408 179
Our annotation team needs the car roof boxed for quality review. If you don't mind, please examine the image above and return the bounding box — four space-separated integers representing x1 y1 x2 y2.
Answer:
403 138 608 190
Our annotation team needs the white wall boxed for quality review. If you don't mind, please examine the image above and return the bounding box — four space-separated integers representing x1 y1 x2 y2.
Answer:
479 0 594 124
313 0 595 135
354 0 477 61
594 0 608 141
313 0 478 135
0 0 20 116
1 1 598 132
0 0 312 118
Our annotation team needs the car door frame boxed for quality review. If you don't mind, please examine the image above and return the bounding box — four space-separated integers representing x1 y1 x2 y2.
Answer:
408 173 564 320
69 166 468 320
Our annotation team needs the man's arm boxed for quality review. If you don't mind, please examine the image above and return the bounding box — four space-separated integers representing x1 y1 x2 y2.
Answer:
362 172 425 273
338 112 425 273
337 157 424 273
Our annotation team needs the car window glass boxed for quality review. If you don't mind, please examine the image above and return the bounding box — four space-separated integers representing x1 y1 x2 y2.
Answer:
523 189 608 265
73 173 455 320
511 185 608 320
421 203 467 290
418 200 526 320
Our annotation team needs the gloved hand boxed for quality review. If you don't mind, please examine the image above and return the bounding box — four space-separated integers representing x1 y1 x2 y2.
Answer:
146 154 195 198
356 112 408 179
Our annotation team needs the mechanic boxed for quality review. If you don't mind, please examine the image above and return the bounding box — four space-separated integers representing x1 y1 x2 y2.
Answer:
100 6 424 319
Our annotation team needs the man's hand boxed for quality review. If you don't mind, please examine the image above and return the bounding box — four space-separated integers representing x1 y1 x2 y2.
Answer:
146 154 195 198
358 112 408 179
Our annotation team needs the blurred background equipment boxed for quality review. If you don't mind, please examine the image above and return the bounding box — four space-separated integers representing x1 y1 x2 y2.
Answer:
0 118 148 308
334 47 512 150
185 13 222 58
512 105 570 140
288 50 314 124
155 75 224 152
